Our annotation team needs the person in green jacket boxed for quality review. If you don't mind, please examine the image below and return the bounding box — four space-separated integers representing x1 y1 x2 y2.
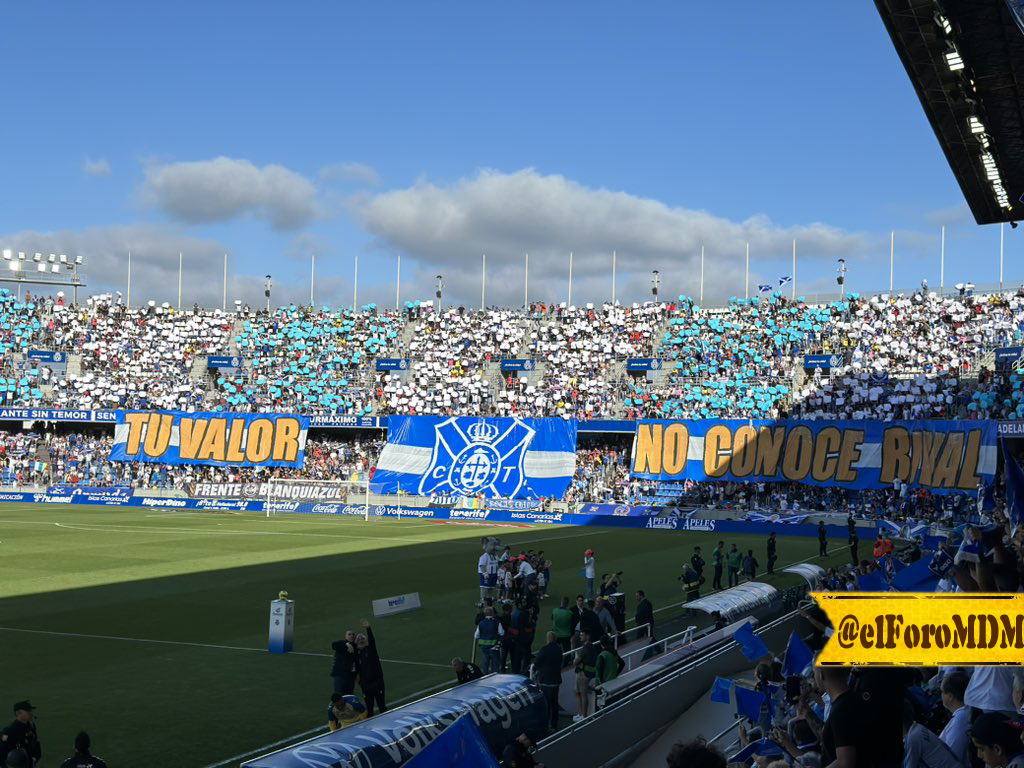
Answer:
551 597 574 657
595 635 623 684
726 543 742 588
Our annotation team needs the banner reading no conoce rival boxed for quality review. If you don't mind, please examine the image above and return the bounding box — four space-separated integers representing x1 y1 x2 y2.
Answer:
631 419 995 492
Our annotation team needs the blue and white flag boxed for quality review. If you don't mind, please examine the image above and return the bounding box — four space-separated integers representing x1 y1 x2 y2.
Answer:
373 416 577 500
1003 438 1024 533
778 275 792 286
757 284 773 294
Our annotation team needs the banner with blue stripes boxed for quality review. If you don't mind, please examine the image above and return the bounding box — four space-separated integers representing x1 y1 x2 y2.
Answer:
631 419 996 492
373 416 577 499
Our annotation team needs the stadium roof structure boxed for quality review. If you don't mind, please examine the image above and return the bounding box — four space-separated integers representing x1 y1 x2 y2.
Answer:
683 582 778 622
875 0 1024 224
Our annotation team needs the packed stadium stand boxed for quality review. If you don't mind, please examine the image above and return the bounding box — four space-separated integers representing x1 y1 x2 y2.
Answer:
3 286 1024 423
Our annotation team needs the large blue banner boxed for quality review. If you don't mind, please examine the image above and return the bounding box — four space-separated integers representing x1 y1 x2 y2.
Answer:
373 416 577 499
110 411 309 467
242 675 545 768
631 419 997 492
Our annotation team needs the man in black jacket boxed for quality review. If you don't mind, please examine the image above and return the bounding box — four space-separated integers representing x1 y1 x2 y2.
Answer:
634 590 654 640
59 731 108 768
531 632 563 730
766 532 778 575
355 619 387 716
330 629 358 694
690 547 706 586
452 657 484 684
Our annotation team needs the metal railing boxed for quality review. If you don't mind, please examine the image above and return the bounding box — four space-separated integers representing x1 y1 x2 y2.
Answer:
616 625 697 673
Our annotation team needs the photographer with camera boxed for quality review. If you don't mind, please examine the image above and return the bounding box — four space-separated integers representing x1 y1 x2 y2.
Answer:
600 571 622 597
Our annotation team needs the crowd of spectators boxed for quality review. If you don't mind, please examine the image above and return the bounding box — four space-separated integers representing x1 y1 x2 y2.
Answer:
2 286 1024 421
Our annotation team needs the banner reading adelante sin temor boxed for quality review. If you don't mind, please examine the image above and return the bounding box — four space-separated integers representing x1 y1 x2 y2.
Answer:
630 419 996 492
110 411 309 467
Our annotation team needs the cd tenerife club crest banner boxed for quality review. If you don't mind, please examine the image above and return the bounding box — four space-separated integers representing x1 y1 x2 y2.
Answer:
373 416 577 500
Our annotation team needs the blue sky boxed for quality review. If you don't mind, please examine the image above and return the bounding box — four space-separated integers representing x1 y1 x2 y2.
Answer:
0 1 1011 310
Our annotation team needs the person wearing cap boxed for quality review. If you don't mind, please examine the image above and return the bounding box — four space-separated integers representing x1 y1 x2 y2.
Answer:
583 550 595 600
0 701 40 767
327 692 367 732
452 657 483 684
59 731 107 768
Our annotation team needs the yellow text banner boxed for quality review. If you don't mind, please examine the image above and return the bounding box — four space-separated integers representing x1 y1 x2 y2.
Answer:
814 592 1024 666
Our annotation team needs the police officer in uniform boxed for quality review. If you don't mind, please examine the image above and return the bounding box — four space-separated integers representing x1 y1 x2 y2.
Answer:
0 701 41 767
60 731 107 768
818 520 828 556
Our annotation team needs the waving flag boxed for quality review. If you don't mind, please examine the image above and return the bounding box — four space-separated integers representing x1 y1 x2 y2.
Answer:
782 630 813 677
734 621 771 661
710 676 733 704
778 275 792 286
1003 439 1024 534
734 685 768 723
758 284 773 294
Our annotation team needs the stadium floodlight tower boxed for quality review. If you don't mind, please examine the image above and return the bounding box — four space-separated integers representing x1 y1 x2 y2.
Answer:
651 270 660 299
0 248 85 303
264 274 272 312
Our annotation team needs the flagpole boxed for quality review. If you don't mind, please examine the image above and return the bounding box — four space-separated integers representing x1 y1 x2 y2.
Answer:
127 250 131 309
1000 222 1005 291
611 250 617 305
481 253 486 310
940 226 945 293
524 252 529 310
745 242 749 300
396 252 401 311
353 253 358 313
700 245 705 304
222 253 227 311
568 251 573 307
177 251 182 310
889 231 894 293
310 253 315 306
792 239 796 300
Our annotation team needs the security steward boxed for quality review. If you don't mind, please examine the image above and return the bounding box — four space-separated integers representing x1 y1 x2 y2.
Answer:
60 731 108 768
474 606 504 674
0 701 41 766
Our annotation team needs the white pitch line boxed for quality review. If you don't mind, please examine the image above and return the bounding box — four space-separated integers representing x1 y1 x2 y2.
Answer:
199 679 453 768
510 529 610 544
46 521 434 544
0 626 448 668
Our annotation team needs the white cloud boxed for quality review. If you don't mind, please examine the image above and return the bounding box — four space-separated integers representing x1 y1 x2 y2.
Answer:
143 156 318 230
353 168 873 306
82 158 111 177
319 162 381 186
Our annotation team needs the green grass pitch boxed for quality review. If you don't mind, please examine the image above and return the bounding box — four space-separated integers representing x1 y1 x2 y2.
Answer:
0 506 849 767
